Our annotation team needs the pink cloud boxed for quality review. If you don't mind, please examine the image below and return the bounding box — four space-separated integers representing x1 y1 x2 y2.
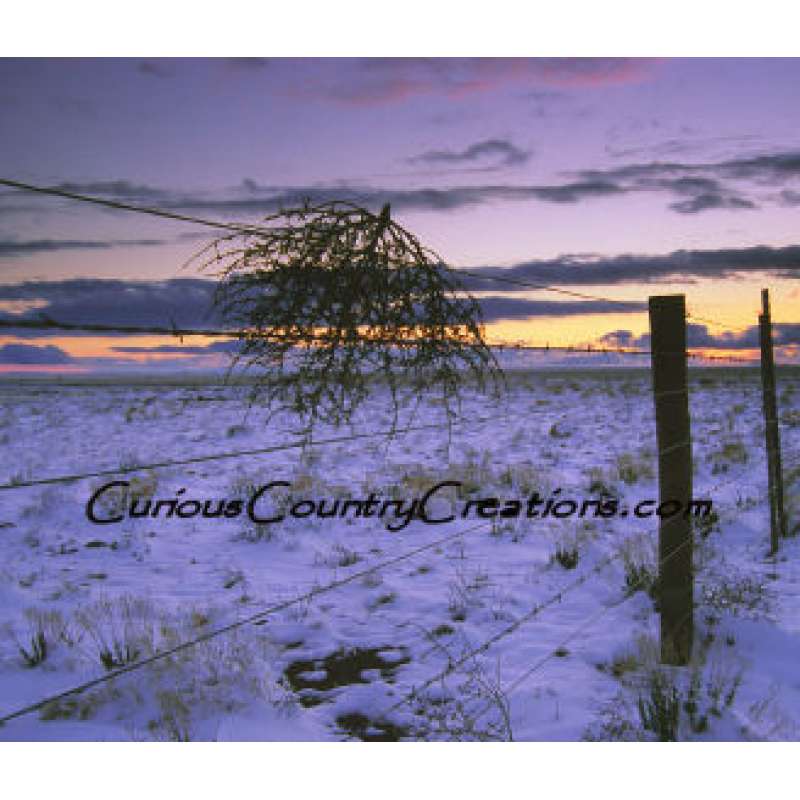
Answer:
310 58 660 106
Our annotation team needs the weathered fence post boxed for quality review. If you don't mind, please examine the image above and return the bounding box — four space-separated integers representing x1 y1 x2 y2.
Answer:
759 288 787 555
649 294 693 665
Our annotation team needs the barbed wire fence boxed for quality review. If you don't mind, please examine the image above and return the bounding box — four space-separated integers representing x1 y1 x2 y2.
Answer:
0 178 796 739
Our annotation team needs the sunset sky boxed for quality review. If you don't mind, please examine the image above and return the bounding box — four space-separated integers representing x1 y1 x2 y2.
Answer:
0 57 798 372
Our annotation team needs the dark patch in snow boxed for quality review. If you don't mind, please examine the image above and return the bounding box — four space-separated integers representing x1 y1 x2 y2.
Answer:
335 712 411 742
284 645 410 708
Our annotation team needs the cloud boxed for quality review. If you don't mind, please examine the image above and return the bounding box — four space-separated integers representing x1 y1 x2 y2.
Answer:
0 279 645 338
111 340 240 355
716 151 800 182
524 180 623 203
605 134 764 161
779 189 800 206
407 138 532 170
0 279 222 335
2 178 625 218
321 58 658 105
0 343 73 364
1 239 797 344
167 179 628 215
458 244 800 289
575 151 800 184
17 145 800 220
0 238 166 258
50 180 168 199
575 166 757 214
570 148 800 213
669 193 756 214
600 323 800 351
696 323 800 350
598 329 637 347
0 179 170 215
0 276 793 370
477 296 644 322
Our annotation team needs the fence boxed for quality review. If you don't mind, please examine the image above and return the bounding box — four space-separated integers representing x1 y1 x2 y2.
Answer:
0 178 796 738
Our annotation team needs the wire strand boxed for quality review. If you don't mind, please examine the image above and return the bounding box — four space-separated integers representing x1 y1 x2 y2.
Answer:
0 414 491 491
2 177 760 341
0 519 492 726
0 178 268 236
0 317 764 362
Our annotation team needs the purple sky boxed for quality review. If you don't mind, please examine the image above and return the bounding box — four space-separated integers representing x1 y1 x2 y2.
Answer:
0 58 798 371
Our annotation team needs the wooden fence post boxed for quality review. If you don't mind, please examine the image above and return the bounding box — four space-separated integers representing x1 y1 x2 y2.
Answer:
649 294 693 665
759 288 787 554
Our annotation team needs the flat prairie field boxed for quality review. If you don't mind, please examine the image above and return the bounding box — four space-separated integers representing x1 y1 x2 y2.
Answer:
0 367 798 741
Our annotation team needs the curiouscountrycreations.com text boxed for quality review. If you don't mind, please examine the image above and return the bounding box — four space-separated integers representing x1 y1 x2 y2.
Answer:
87 480 714 531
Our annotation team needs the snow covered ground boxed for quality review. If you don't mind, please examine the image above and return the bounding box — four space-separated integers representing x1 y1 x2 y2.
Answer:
0 366 798 741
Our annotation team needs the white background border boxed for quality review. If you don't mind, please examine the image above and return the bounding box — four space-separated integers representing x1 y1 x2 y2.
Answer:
2 5 799 796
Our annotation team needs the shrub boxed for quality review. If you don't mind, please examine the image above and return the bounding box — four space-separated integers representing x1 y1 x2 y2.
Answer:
554 546 579 570
590 633 745 741
585 467 619 499
99 642 140 670
615 452 654 485
638 671 680 741
19 630 48 668
90 471 158 520
194 200 504 438
621 536 658 600
75 596 158 671
694 508 720 539
709 439 748 474
701 574 769 617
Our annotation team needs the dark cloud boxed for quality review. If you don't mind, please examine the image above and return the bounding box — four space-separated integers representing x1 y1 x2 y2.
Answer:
0 238 166 258
605 134 764 161
575 165 758 214
0 279 222 335
0 279 644 338
0 275 794 368
665 177 723 196
658 176 757 214
575 151 800 184
0 343 73 364
111 340 241 355
0 238 797 345
598 329 637 347
0 177 628 218
717 151 800 182
525 180 623 203
50 180 168 199
779 189 800 206
458 244 800 289
571 148 800 213
16 145 800 218
407 138 532 170
669 193 756 214
600 323 800 351
0 179 171 215
477 296 644 322
168 180 627 215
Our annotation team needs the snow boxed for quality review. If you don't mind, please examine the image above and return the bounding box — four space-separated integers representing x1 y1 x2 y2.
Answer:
0 366 798 740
